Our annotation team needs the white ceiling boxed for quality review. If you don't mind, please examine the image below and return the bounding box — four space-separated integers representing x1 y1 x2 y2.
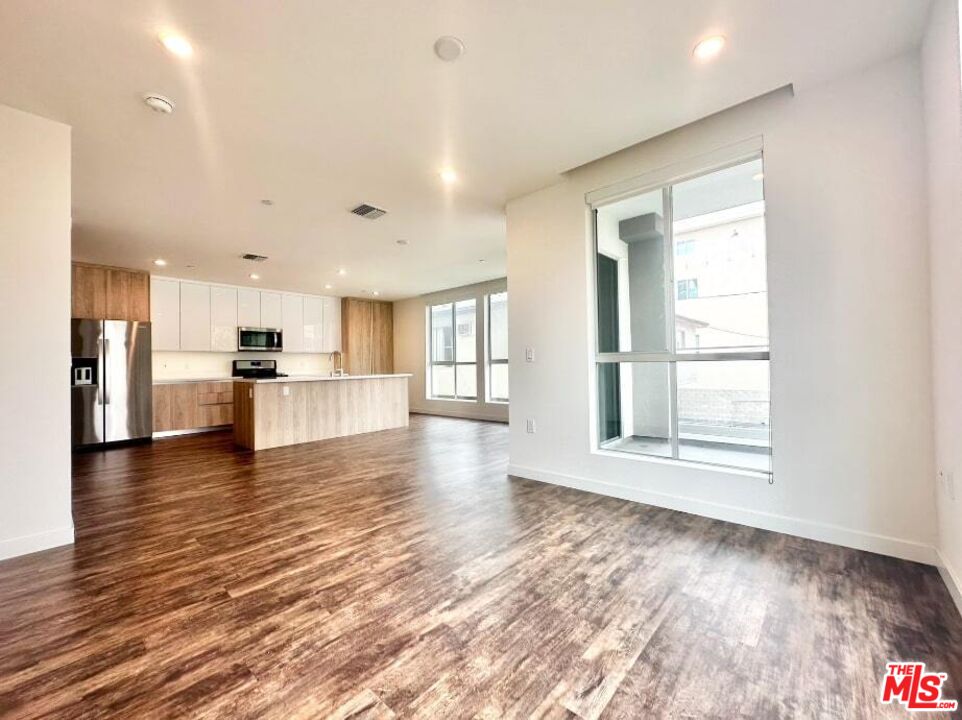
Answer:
0 0 930 299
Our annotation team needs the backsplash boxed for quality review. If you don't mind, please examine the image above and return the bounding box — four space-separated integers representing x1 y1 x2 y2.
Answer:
152 351 334 381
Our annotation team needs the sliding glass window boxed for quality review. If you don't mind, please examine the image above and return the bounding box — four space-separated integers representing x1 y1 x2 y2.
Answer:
593 156 771 473
429 299 477 400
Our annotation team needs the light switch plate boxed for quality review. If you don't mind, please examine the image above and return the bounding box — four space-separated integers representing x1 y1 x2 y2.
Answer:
526 419 536 434
525 347 535 363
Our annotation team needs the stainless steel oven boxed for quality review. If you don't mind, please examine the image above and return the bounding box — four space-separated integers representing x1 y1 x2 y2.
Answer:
238 327 283 351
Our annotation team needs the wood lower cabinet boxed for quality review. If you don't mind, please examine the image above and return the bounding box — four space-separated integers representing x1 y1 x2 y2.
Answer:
153 381 234 433
72 262 150 322
342 297 393 376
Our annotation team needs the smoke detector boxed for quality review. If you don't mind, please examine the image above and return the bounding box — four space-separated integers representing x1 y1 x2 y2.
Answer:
351 203 387 220
143 94 175 114
434 36 465 62
241 253 269 262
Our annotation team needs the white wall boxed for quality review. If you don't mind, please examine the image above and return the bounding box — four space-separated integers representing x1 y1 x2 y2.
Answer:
394 278 509 422
922 0 962 610
506 54 938 563
153 351 333 381
0 104 73 560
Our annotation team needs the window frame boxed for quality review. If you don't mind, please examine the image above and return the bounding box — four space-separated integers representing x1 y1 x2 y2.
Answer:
428 299 478 401
486 291 509 403
588 145 772 476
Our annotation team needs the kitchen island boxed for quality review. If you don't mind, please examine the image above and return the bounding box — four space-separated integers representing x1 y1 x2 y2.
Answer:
233 374 411 450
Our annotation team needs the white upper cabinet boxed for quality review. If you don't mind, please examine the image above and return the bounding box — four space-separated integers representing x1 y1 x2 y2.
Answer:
179 282 211 351
321 296 341 352
210 286 238 352
150 278 180 351
261 292 282 329
150 277 343 355
303 295 324 353
237 288 261 328
281 293 304 353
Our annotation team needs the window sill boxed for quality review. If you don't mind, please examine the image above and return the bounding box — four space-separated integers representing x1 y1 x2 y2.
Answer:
593 446 772 481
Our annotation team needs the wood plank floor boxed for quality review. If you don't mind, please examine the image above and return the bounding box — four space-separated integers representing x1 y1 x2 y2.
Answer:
1 415 960 719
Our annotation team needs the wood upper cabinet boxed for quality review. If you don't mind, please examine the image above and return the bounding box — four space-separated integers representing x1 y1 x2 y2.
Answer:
72 263 107 319
72 263 150 322
372 301 394 374
342 297 393 375
107 269 150 322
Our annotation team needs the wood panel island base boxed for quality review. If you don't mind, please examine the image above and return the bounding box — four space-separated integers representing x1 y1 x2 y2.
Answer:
233 374 411 450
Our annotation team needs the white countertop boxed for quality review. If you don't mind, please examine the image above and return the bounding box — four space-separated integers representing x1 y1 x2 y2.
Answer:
153 377 233 384
233 373 412 384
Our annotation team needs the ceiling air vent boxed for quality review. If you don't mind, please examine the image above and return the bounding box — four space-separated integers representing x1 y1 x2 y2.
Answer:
241 253 269 262
351 203 387 220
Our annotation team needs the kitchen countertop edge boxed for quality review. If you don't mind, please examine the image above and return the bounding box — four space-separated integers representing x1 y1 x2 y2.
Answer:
233 373 413 384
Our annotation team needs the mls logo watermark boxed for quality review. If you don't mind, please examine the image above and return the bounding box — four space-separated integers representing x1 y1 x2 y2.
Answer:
880 662 958 712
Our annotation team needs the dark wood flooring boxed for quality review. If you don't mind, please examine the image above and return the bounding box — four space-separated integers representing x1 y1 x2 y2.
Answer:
1 415 960 719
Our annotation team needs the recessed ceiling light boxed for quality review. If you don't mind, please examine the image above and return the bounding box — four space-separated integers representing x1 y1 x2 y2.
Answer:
324 283 333 290
434 36 465 62
337 268 347 276
396 239 409 246
249 273 260 280
692 35 726 62
753 172 764 181
159 32 193 58
372 290 380 296
143 94 175 114
440 168 458 185
153 258 167 266
479 259 486 263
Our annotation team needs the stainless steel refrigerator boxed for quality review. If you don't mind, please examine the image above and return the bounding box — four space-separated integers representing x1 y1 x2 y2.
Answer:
71 319 152 448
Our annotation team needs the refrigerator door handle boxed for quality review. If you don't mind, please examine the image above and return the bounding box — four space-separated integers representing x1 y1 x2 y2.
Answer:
103 338 110 405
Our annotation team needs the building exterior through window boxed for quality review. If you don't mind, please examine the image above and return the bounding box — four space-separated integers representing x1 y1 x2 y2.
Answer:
592 155 771 473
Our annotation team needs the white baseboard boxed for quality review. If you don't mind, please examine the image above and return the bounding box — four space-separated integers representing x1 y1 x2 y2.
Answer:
0 524 74 562
411 407 508 424
507 463 937 566
937 550 962 620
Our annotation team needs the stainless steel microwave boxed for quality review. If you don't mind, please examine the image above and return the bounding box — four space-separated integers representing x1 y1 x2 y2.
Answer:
238 327 283 351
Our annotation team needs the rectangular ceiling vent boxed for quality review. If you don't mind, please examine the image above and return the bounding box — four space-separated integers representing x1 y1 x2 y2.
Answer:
351 203 387 220
241 253 269 262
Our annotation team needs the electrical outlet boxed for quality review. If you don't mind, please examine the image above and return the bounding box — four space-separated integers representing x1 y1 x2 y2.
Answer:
525 347 535 363
526 418 536 434
283 386 290 397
